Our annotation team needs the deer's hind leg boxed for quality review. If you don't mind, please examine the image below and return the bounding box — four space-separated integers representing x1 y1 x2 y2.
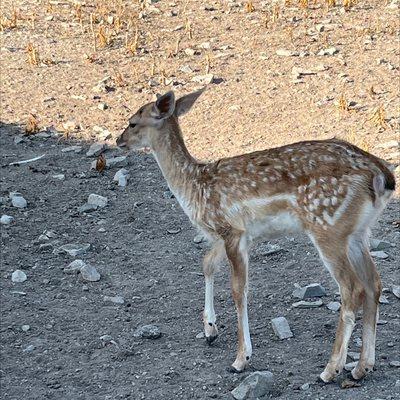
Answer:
224 231 252 373
312 237 365 383
347 234 382 380
203 239 225 344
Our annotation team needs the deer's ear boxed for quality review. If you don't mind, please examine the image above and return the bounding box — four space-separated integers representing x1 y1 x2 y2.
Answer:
153 91 175 119
175 88 205 117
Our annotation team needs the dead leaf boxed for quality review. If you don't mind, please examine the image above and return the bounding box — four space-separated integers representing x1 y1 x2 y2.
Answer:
341 379 361 389
96 154 106 173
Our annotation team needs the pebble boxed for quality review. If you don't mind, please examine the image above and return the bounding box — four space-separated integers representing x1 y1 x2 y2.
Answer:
348 351 360 361
271 317 293 340
1 215 14 225
195 332 205 339
86 143 107 157
87 194 108 208
300 383 310 391
260 243 282 256
56 243 90 257
78 203 98 213
369 239 393 251
10 192 27 208
392 286 400 299
193 234 205 244
379 295 389 304
98 103 108 111
389 361 400 368
21 325 30 332
103 295 125 304
276 49 298 57
292 299 323 308
344 361 358 371
23 344 35 352
80 264 100 282
134 324 161 339
61 145 82 153
231 371 274 400
11 270 27 283
318 47 338 56
64 259 86 274
293 283 326 299
191 74 214 84
327 301 341 312
52 174 65 181
113 168 130 187
371 251 389 259
14 135 24 144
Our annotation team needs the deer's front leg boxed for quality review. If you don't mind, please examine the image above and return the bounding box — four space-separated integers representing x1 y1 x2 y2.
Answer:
203 240 225 344
225 233 252 373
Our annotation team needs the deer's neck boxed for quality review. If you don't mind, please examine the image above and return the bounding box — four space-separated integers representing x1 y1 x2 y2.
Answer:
150 118 199 217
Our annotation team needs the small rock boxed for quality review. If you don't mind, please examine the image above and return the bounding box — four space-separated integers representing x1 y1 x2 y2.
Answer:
276 49 298 57
389 361 400 368
23 344 35 353
134 324 161 339
344 361 358 371
80 264 100 282
180 65 193 74
184 48 196 56
191 74 214 84
1 215 14 225
293 283 326 299
348 352 360 361
318 47 338 56
14 135 24 144
315 24 324 32
57 243 90 257
271 317 293 340
21 325 30 332
98 103 108 111
86 143 107 157
113 168 130 187
392 286 400 299
300 383 310 391
61 145 82 153
369 239 393 251
63 120 79 131
87 194 108 208
193 234 205 244
167 227 181 234
103 295 125 304
379 295 389 304
11 270 27 283
39 243 53 252
78 203 98 213
292 299 323 308
64 259 86 274
196 332 205 339
327 301 341 312
52 174 65 181
260 243 282 256
231 371 274 400
99 335 116 345
10 192 27 208
370 251 388 259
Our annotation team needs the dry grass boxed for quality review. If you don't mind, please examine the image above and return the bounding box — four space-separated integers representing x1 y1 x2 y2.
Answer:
368 106 389 130
26 42 39 66
25 114 39 135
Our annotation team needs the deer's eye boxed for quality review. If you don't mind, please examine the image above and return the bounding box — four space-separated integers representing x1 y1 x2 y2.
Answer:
129 122 136 128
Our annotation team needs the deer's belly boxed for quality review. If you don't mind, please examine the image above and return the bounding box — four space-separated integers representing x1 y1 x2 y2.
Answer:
246 211 303 241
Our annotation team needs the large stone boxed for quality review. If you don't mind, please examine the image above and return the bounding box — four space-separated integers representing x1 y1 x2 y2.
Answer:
113 168 130 187
10 192 27 208
293 283 326 299
1 215 14 225
392 286 400 299
86 143 107 157
87 194 108 208
134 325 161 339
371 251 389 259
271 317 293 340
231 371 274 400
369 239 392 251
103 295 125 304
64 259 86 274
12 270 27 283
56 243 90 257
327 301 341 312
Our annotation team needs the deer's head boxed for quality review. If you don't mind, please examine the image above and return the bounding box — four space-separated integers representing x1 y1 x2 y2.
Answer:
116 89 204 151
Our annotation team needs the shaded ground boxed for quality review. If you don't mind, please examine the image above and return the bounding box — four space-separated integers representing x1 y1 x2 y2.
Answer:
1 123 399 399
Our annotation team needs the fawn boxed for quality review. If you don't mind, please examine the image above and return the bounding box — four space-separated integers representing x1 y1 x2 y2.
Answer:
116 89 395 382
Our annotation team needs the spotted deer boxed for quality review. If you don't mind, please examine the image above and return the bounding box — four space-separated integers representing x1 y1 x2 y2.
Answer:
116 89 395 382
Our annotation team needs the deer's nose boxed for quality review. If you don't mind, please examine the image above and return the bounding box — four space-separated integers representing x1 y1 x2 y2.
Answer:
116 136 126 148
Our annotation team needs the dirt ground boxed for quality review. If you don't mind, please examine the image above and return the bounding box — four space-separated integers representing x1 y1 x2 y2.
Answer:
1 1 399 399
